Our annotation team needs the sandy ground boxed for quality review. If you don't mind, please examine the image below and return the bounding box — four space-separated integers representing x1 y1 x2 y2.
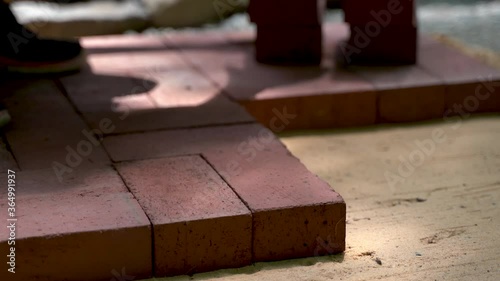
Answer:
140 115 500 281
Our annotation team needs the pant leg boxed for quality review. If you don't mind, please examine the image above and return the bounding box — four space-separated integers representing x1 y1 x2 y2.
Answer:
0 1 21 37
0 1 30 54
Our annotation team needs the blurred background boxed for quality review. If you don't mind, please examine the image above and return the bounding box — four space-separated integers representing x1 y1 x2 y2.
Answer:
9 0 500 52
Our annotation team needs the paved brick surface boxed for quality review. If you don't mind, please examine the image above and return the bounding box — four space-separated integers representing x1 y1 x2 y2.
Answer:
378 85 445 122
242 88 376 130
163 30 230 48
82 35 166 50
81 35 174 72
351 65 445 122
61 41 254 134
419 37 500 113
0 22 497 280
116 156 252 276
131 67 254 129
0 165 125 199
104 124 346 261
168 25 376 130
419 37 499 84
3 79 110 171
165 24 497 127
169 25 360 100
0 168 152 281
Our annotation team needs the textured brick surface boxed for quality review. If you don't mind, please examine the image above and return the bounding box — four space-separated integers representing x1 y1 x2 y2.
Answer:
60 69 157 110
248 0 325 25
351 64 440 90
3 79 110 171
378 85 445 122
81 34 165 50
116 156 252 276
169 25 375 129
133 67 254 128
0 168 151 281
242 86 376 130
418 37 500 83
351 65 445 122
444 82 500 115
60 59 253 134
81 35 175 72
104 124 346 261
419 37 500 113
0 166 126 199
168 44 279 99
86 49 188 73
163 30 230 48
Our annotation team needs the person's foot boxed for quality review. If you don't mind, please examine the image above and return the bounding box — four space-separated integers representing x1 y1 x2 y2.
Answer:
0 36 85 74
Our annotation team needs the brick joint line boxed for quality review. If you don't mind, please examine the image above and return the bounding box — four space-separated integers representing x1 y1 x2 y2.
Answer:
111 164 156 276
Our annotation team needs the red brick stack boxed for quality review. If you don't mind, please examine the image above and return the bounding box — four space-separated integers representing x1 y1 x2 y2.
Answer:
341 0 417 65
248 0 326 65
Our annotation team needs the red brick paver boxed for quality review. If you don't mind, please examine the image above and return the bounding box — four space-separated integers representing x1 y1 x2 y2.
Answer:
167 25 376 130
116 156 252 276
3 79 110 171
81 35 173 72
0 167 152 281
61 37 254 134
104 124 346 262
419 37 500 114
351 64 445 122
